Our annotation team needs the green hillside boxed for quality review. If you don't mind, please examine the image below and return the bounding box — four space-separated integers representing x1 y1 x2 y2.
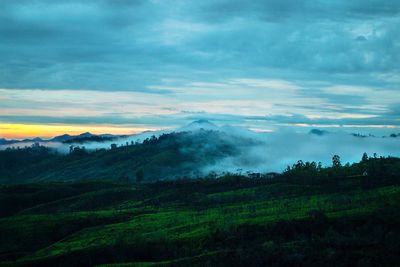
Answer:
1 158 400 266
0 131 255 184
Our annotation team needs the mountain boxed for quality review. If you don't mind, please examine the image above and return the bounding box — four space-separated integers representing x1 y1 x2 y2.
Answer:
179 119 219 132
0 137 44 145
51 132 96 142
0 138 15 145
3 126 216 145
61 133 119 144
50 134 73 142
77 132 95 138
99 134 119 138
0 133 123 145
0 130 258 184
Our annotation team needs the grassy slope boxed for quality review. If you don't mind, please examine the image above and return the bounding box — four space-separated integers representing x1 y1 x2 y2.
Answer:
0 176 400 267
0 131 244 184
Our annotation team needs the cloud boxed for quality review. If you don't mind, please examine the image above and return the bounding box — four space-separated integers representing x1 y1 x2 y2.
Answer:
200 129 400 174
0 1 399 134
1 1 399 89
3 123 399 175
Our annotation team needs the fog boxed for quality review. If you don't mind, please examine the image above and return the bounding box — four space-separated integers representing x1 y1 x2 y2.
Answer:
200 128 400 174
1 123 399 174
0 130 171 153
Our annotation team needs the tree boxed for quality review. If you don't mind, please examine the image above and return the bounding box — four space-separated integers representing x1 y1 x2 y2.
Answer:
361 152 368 162
71 146 87 156
317 162 323 172
332 155 341 168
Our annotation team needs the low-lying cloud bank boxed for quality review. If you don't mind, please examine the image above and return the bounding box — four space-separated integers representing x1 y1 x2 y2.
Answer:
199 128 400 174
1 122 399 174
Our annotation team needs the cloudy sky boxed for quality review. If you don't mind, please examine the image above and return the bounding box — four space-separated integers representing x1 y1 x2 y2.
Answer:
0 0 399 138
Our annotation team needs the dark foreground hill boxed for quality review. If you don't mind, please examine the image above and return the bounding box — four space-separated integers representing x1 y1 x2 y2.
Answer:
0 130 258 184
0 170 399 266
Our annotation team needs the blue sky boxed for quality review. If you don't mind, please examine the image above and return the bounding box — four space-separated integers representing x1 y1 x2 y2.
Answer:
0 0 399 138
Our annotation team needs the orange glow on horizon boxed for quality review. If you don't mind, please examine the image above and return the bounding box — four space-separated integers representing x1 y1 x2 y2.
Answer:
0 123 158 139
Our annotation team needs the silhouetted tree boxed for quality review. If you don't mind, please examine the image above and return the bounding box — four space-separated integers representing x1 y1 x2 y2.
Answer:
361 152 368 162
332 155 341 168
317 162 323 172
71 146 87 156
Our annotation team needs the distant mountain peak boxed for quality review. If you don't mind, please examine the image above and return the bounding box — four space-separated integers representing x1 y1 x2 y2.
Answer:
183 120 219 131
51 134 73 142
79 132 93 136
189 119 216 126
192 119 212 124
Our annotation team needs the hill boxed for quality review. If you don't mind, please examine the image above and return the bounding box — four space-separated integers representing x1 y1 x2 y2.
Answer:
0 130 258 184
0 165 399 266
0 133 122 146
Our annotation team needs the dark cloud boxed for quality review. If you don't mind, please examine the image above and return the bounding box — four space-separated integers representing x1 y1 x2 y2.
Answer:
199 0 400 22
0 1 399 132
0 0 399 90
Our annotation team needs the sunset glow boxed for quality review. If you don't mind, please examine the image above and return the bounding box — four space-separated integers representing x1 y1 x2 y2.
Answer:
0 0 399 138
0 124 157 139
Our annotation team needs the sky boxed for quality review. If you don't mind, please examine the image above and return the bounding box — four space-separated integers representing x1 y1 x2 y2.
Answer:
0 0 399 139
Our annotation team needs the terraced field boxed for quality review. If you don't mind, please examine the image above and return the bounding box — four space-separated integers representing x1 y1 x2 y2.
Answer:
1 175 400 266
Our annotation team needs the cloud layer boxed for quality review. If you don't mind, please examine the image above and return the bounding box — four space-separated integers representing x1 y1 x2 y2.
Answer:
0 0 399 136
